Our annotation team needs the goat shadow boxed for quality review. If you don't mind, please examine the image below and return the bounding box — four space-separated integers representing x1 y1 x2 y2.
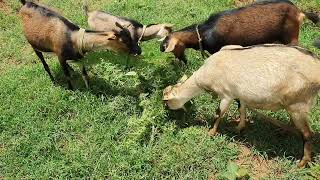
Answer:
53 50 185 97
168 105 320 164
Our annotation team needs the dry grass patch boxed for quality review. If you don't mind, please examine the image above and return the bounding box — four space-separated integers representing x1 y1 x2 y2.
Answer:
236 144 274 179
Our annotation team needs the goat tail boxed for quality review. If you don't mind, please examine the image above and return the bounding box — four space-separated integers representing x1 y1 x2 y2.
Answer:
314 39 320 49
83 0 89 16
20 0 26 5
304 12 320 25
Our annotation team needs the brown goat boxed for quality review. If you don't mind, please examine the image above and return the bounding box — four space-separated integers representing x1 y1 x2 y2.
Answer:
160 0 320 64
19 0 137 90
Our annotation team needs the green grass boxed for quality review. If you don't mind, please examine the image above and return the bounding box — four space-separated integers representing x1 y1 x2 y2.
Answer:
1 0 320 179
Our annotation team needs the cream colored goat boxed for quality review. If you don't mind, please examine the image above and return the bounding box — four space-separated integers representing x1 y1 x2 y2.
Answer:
84 2 173 44
163 44 320 167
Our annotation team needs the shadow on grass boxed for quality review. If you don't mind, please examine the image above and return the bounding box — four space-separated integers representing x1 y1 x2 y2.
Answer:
167 102 209 129
47 50 320 164
219 114 320 162
52 51 185 97
170 106 320 163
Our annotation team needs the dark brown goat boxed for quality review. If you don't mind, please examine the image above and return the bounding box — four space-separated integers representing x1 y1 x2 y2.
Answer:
160 0 320 64
19 0 139 90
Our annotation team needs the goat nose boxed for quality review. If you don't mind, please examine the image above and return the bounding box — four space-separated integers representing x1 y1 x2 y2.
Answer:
131 47 141 56
136 48 142 55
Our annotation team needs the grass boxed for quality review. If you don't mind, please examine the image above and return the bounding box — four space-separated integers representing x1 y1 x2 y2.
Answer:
1 0 320 179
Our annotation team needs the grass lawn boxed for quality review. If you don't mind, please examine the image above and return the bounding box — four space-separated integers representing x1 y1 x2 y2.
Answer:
1 0 320 179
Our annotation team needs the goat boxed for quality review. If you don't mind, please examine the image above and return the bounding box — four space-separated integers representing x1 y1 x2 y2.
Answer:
163 44 320 168
83 1 173 49
160 0 320 64
19 0 139 90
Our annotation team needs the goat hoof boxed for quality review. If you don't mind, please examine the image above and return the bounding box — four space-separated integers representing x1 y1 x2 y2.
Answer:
297 158 311 168
208 129 218 136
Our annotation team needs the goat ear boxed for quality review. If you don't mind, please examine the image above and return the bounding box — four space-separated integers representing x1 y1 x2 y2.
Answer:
162 86 174 100
165 38 178 52
178 74 188 84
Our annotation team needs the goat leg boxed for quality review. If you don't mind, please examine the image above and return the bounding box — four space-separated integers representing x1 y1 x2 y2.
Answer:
235 101 247 133
173 50 187 65
58 56 73 90
80 64 90 89
33 49 55 83
73 62 90 88
208 98 232 136
288 107 314 168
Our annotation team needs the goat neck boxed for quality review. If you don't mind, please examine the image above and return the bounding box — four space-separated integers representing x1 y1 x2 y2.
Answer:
175 74 204 105
72 30 114 54
139 24 166 41
177 30 200 49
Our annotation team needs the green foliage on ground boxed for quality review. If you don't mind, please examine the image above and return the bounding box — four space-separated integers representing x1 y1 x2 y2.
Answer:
1 0 320 179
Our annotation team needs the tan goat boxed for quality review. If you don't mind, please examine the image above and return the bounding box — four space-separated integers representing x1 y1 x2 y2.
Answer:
163 44 320 167
83 1 173 47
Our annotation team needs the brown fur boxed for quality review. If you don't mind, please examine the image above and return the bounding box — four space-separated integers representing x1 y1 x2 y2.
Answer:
19 1 130 90
216 3 301 45
161 1 317 64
